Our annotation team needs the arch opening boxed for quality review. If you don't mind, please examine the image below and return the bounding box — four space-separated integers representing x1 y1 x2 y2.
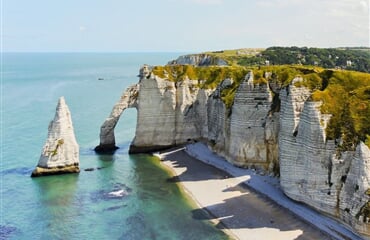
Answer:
94 84 139 154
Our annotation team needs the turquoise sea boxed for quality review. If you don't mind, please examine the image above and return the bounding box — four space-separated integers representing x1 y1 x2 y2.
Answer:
1 53 229 239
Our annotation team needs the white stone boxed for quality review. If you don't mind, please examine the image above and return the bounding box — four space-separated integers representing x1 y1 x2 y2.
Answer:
32 97 79 176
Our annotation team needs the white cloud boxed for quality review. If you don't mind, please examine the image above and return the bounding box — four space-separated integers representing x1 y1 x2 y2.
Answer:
324 0 368 17
79 26 86 32
252 0 369 47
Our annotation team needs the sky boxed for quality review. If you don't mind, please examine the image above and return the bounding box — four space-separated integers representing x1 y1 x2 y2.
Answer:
2 0 369 52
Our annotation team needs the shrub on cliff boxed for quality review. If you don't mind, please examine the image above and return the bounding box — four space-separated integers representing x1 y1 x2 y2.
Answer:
312 71 370 149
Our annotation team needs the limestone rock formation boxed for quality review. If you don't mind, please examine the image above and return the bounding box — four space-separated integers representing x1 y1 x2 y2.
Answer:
130 73 212 153
101 66 280 171
340 142 370 235
225 72 278 170
31 97 79 177
278 79 370 236
97 64 370 237
205 72 280 172
95 84 139 152
168 54 227 66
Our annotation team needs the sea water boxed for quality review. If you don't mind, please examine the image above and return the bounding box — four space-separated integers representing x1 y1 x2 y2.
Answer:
1 53 229 240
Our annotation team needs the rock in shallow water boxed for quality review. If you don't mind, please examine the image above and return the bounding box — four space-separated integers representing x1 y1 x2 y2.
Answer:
31 97 79 177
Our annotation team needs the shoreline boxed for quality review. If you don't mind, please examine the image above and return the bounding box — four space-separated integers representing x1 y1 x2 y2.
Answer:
156 142 363 240
156 148 239 240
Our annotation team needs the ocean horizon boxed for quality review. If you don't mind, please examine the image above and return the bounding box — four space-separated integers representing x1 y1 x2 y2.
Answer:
1 52 230 239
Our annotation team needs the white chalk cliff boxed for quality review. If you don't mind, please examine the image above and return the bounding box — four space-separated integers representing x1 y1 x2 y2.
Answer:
97 65 370 237
168 54 227 66
279 80 370 236
32 97 79 177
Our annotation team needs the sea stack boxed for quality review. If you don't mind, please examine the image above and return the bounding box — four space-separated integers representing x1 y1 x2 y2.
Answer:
31 97 79 177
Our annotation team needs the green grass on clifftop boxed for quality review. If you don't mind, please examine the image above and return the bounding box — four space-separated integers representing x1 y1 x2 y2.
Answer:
203 47 370 73
152 65 249 89
311 70 370 150
152 65 249 108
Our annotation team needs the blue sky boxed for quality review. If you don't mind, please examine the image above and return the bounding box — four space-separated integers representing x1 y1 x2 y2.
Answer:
2 0 369 52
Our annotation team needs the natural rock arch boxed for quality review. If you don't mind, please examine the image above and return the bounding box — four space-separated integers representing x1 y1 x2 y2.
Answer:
94 84 139 153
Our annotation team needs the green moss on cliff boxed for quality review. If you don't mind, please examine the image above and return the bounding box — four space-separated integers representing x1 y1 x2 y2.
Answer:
152 65 249 108
152 65 198 81
311 71 370 149
221 85 237 109
253 65 323 88
152 65 249 89
48 138 64 156
249 66 370 149
253 70 268 85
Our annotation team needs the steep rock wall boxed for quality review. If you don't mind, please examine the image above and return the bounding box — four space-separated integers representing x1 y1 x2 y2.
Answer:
206 79 230 155
279 79 370 236
340 142 370 235
225 72 278 169
127 67 280 171
130 73 213 153
204 73 280 171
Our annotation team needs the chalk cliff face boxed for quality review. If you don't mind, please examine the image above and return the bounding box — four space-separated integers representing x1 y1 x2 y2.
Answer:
125 68 279 173
32 97 79 177
130 71 212 153
205 72 280 171
279 80 370 236
168 54 227 66
97 65 370 236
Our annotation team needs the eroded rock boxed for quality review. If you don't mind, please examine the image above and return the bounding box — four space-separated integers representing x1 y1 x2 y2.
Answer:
31 97 79 177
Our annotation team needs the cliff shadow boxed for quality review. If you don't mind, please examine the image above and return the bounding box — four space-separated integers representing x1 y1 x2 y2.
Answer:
191 182 331 240
162 150 330 239
163 149 232 183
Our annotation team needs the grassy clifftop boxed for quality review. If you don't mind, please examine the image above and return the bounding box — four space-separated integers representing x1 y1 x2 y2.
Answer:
202 47 370 73
311 70 370 149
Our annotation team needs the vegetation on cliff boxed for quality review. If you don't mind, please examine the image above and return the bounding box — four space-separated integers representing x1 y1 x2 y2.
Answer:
247 66 369 150
311 70 370 150
152 65 249 108
204 47 370 73
152 65 247 88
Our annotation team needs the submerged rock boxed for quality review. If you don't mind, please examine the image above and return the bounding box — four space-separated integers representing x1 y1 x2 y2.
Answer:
31 97 79 177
